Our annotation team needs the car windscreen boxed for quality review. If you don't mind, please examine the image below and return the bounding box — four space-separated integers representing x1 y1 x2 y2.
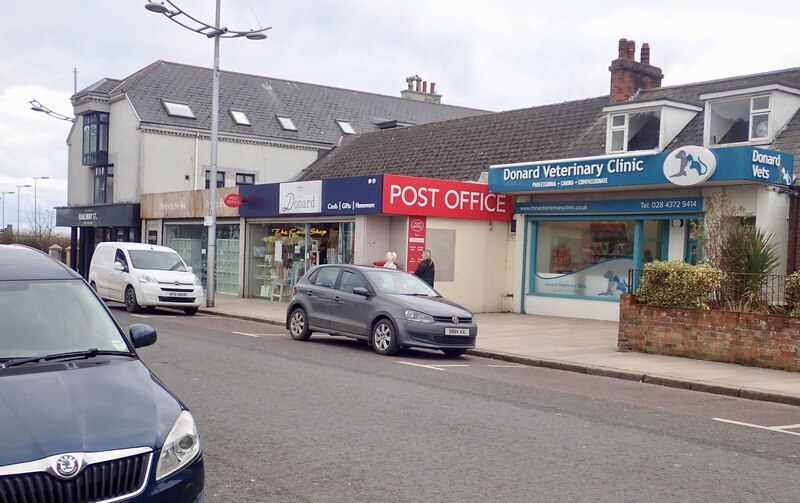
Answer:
0 280 130 359
128 250 187 271
363 269 439 296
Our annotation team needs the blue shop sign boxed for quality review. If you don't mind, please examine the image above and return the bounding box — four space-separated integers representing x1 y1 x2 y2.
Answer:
489 146 794 193
516 197 703 215
239 175 383 217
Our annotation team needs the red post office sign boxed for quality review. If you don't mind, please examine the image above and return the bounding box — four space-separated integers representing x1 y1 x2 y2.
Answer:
382 174 512 221
223 193 242 208
406 216 426 273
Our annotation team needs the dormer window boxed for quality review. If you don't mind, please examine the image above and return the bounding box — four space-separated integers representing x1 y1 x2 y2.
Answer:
608 110 661 153
708 95 770 145
277 116 297 131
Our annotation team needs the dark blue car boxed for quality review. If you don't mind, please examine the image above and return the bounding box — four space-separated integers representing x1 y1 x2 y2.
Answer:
0 245 204 502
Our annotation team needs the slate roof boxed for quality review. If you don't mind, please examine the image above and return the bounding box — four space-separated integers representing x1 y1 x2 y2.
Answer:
299 67 800 182
73 61 490 147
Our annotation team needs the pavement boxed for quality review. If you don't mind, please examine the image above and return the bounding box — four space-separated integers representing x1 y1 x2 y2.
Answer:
200 294 800 407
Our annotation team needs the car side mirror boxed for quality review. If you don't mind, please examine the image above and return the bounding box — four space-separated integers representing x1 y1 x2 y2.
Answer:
186 266 193 273
113 262 124 272
352 287 370 297
129 323 157 348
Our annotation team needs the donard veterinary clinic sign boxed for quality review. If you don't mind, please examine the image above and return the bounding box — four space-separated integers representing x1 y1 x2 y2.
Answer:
488 146 794 193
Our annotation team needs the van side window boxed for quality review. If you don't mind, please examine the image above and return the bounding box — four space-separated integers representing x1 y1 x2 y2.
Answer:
114 249 128 272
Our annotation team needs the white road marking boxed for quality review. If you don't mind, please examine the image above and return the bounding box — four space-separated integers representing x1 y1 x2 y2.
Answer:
130 314 176 319
488 364 526 368
713 418 800 436
398 361 445 371
435 364 469 367
232 331 285 338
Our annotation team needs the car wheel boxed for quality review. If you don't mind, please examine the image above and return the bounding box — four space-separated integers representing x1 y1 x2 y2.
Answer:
288 307 312 341
442 348 467 358
124 287 141 313
372 318 399 356
184 307 198 316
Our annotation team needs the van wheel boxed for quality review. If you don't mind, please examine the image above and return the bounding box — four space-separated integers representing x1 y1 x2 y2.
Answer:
124 287 141 313
184 307 199 316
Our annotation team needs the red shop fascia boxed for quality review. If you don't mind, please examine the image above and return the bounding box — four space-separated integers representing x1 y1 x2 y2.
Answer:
381 174 513 272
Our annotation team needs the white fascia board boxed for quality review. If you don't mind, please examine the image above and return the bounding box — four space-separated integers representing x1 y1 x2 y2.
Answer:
602 99 703 113
700 84 800 101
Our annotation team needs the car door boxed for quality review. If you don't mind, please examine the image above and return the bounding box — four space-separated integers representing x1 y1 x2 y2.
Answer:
302 266 341 330
108 248 130 302
329 270 372 337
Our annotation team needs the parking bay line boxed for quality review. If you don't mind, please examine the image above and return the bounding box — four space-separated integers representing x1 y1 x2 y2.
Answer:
398 362 468 371
713 418 800 436
232 331 285 338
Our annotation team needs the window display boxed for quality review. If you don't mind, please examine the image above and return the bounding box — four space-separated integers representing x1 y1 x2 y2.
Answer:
535 221 633 298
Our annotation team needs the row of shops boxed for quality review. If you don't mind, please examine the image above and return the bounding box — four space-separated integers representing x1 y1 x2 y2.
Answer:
56 144 794 320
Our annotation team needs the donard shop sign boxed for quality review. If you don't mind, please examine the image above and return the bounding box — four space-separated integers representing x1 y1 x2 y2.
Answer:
488 146 794 193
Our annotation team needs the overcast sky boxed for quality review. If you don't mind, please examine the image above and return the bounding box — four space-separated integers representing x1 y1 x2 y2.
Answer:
2 0 799 231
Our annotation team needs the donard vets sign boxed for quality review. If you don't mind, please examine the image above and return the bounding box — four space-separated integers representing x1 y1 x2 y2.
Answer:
488 146 794 193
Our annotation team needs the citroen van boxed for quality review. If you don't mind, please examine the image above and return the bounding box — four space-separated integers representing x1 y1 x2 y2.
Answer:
89 242 204 315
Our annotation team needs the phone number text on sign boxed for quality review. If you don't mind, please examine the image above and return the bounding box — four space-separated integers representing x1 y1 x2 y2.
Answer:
640 199 700 210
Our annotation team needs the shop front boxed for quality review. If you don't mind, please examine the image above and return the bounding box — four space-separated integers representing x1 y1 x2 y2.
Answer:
55 203 141 278
489 145 794 320
240 177 380 300
140 187 241 295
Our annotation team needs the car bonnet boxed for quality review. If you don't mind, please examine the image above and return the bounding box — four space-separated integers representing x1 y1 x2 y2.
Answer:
0 358 182 466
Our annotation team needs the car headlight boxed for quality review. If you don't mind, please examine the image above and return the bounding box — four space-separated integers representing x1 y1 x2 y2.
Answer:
155 410 201 481
403 309 434 323
139 273 158 284
193 275 202 286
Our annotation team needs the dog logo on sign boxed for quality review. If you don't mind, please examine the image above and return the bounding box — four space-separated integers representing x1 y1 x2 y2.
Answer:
663 146 716 187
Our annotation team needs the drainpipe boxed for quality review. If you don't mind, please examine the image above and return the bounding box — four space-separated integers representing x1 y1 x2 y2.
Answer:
194 132 200 190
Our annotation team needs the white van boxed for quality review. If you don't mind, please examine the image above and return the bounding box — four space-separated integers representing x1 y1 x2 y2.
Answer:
89 242 205 315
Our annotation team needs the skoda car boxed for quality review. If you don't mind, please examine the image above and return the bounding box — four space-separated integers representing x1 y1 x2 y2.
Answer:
286 264 477 356
0 245 204 502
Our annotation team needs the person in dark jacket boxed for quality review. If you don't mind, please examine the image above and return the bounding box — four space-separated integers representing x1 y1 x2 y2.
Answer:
413 249 435 287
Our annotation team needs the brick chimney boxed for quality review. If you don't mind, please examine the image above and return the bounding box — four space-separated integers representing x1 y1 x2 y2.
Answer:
608 38 664 103
401 75 442 104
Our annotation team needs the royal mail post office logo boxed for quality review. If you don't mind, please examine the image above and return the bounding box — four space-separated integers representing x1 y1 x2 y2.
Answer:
663 146 716 187
410 218 425 232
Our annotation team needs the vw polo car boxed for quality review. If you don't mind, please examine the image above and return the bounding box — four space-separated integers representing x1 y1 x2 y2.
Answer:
0 245 204 502
286 264 477 356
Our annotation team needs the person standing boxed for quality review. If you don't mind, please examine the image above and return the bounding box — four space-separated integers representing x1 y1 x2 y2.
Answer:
413 249 435 287
383 251 398 269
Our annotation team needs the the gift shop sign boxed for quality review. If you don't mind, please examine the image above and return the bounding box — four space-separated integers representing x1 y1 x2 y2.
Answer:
383 174 512 222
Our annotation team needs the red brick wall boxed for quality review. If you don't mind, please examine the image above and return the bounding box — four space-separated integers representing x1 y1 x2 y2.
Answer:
619 294 800 372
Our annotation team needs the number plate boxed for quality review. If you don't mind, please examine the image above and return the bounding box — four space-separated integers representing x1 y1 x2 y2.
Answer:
445 328 469 336
171 293 188 297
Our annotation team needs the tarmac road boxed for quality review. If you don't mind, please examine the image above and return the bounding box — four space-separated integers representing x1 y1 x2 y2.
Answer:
114 307 800 503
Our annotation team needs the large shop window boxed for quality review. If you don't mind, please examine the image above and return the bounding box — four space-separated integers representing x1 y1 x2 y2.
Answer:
166 224 240 295
248 222 354 300
535 221 634 299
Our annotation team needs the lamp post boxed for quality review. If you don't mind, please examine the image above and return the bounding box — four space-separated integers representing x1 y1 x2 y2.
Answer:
145 1 269 307
0 191 14 230
16 184 31 236
33 176 50 234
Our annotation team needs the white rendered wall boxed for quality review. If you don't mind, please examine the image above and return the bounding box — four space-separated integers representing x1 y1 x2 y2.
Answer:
108 101 141 203
524 295 620 321
755 188 791 274
667 222 687 260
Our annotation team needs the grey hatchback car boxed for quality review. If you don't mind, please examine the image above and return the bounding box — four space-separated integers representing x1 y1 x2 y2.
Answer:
286 264 477 356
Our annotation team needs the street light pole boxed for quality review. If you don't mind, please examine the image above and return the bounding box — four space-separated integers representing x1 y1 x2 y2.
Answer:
145 0 270 307
0 191 14 230
16 184 31 237
33 176 50 234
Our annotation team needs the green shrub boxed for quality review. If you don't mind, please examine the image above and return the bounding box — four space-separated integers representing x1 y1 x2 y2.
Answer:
636 260 724 309
786 271 800 316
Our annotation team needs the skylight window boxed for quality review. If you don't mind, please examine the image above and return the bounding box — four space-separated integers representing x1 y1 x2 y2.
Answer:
163 101 196 119
277 116 297 131
336 120 356 135
230 110 251 126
